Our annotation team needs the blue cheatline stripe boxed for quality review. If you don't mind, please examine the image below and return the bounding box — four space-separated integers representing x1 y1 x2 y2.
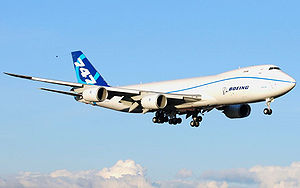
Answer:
79 54 86 60
167 76 295 94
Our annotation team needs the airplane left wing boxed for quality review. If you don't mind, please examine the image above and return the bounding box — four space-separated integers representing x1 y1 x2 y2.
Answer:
4 72 83 87
4 72 205 112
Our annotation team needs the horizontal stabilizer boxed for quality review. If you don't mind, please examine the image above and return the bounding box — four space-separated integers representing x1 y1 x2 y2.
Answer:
40 88 81 97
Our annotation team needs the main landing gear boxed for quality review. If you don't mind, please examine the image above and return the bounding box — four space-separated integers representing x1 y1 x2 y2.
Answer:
190 115 202 127
263 98 273 115
152 111 182 125
152 110 203 127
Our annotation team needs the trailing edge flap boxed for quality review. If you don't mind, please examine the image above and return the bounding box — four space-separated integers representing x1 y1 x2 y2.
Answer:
164 93 202 103
130 92 201 102
104 87 140 95
40 88 81 97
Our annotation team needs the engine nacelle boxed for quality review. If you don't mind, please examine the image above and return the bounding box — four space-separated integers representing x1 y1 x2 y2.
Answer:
223 104 251 119
82 87 108 102
141 94 167 109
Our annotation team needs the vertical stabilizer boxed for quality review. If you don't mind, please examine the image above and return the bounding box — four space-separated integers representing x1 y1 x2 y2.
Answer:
71 51 109 86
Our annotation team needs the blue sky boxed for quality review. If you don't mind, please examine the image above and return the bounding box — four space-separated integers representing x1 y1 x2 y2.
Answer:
0 0 300 187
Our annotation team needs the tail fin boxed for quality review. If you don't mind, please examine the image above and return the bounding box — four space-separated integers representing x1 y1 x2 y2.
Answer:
71 51 109 86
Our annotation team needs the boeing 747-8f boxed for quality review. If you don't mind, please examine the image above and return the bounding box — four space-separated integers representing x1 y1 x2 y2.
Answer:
5 51 296 127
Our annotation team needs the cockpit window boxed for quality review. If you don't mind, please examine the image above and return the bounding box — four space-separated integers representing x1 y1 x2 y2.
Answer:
269 67 280 70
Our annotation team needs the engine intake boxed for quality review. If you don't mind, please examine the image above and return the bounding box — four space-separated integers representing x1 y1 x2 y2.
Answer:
223 104 251 119
82 87 108 102
141 94 167 109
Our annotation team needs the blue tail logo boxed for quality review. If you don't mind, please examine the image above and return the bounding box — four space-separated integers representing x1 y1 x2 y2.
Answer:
72 51 109 86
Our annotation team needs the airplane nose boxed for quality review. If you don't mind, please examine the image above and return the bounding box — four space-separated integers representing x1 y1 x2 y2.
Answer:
282 71 296 83
288 75 296 85
286 75 296 90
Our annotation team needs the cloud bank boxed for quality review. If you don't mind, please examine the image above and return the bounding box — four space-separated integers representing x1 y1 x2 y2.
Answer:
1 160 300 188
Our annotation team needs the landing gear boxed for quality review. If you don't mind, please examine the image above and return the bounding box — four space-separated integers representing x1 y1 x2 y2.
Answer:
152 110 203 127
190 120 199 127
263 108 272 115
190 115 202 127
264 98 274 116
153 111 169 124
152 111 182 125
152 117 158 123
169 118 182 125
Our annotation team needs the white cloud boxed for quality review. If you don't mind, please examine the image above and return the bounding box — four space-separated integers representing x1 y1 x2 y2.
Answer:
249 162 300 188
156 179 228 188
199 162 300 188
176 168 193 178
197 181 228 188
97 159 144 179
200 168 256 184
176 169 193 179
1 160 300 188
0 160 152 188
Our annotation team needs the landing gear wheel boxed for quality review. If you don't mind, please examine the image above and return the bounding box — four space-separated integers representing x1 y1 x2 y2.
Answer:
263 108 272 115
190 121 195 127
157 118 163 123
268 109 272 115
192 116 198 122
152 117 158 123
169 119 177 125
197 116 202 122
192 116 202 122
190 121 200 127
177 118 182 124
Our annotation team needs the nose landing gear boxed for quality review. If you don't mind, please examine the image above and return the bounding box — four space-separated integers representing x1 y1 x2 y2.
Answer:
263 98 274 115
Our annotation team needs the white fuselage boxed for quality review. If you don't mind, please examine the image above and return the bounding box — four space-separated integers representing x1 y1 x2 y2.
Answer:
92 65 296 112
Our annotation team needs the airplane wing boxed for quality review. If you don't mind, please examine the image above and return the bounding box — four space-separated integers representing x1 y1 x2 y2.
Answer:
40 88 81 97
4 72 83 87
4 72 204 112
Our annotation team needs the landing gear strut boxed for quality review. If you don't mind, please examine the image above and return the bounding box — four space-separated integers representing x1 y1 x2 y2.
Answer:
263 98 273 115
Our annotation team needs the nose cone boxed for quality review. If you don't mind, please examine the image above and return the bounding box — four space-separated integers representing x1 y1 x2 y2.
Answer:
285 74 296 91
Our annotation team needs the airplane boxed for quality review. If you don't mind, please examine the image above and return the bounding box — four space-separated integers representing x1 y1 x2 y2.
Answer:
4 51 296 127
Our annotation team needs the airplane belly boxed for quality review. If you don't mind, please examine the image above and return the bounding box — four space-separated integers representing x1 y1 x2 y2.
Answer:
96 100 130 112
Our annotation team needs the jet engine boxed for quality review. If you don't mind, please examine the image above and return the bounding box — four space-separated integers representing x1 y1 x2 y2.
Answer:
141 94 167 109
82 87 108 102
223 104 251 119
